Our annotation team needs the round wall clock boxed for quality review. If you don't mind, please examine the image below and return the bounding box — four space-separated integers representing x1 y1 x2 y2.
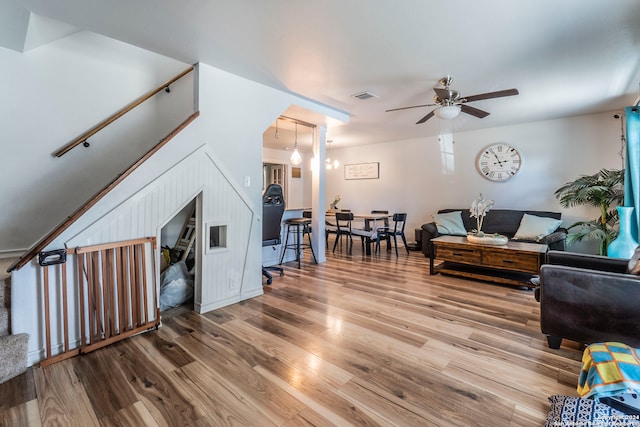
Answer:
477 143 522 182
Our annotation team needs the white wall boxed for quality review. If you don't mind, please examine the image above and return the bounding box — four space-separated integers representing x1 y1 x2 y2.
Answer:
325 112 624 252
0 31 193 255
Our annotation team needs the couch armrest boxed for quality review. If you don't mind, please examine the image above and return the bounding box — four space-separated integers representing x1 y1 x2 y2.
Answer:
539 264 640 347
539 229 567 251
421 222 439 257
546 250 629 273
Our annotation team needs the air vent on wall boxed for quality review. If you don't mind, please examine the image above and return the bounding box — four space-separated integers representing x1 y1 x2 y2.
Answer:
351 91 379 101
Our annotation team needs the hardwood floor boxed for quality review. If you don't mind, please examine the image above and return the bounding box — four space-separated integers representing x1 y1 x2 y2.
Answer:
0 242 583 426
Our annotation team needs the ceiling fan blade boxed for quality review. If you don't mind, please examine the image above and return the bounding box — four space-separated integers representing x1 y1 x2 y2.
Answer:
385 104 434 112
463 88 519 103
460 104 490 118
416 110 435 124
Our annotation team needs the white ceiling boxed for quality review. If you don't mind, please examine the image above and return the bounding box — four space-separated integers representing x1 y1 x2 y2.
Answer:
15 0 640 150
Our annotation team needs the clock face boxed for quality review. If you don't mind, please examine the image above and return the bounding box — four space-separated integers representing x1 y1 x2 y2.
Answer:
477 143 522 182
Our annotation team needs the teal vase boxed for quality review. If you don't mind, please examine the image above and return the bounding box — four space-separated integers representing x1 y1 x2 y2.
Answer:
608 206 639 258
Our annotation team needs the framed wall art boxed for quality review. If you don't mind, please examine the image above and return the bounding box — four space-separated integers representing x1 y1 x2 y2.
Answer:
344 162 379 180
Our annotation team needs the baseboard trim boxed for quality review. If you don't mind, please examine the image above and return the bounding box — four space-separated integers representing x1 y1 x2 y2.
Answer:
195 287 264 314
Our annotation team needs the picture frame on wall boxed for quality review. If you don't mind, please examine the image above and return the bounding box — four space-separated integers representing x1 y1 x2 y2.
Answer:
344 162 379 180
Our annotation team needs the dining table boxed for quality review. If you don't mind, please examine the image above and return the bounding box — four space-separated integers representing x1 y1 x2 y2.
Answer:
326 211 392 255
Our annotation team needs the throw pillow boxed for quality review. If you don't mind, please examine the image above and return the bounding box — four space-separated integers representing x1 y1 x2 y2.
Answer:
545 395 640 427
513 214 563 241
627 246 640 274
434 211 467 236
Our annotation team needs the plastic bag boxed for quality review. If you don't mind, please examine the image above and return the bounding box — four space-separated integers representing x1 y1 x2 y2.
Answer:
159 261 193 311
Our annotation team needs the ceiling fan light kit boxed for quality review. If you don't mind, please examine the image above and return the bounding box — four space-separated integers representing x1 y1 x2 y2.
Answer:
434 105 461 120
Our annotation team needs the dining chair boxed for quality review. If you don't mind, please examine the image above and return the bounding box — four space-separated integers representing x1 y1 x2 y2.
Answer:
302 209 317 245
326 209 351 246
371 209 390 253
324 211 337 248
303 210 312 233
370 210 389 227
376 213 410 256
333 212 355 254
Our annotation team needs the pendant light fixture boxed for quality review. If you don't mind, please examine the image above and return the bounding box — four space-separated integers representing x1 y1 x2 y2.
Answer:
290 122 302 165
325 139 339 170
274 118 279 139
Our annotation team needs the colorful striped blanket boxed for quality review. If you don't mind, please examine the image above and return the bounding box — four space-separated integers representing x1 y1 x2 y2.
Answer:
578 342 640 399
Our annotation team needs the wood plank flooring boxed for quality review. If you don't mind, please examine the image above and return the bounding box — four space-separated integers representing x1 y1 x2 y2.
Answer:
0 242 584 426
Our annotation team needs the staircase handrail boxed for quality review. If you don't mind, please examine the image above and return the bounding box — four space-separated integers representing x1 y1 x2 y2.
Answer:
54 66 195 157
8 111 200 273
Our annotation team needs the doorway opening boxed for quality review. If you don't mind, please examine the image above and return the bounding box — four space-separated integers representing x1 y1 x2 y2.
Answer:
159 198 197 311
263 162 287 194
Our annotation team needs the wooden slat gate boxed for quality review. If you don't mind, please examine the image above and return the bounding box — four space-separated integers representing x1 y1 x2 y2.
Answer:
37 237 159 366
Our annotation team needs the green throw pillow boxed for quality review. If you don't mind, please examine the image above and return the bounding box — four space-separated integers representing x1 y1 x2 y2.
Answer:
513 213 562 241
434 211 467 236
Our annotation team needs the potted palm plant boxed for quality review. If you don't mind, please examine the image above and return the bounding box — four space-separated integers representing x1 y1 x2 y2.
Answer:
554 168 624 255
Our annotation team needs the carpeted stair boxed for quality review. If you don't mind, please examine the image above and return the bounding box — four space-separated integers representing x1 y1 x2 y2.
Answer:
0 260 29 383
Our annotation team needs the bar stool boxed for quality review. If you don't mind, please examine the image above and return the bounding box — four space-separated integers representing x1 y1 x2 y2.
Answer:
279 217 317 268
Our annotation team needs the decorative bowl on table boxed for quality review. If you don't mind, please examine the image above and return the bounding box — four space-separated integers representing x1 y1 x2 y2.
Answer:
466 232 509 246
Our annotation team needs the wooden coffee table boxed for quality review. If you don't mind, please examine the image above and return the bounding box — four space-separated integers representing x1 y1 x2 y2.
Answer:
429 235 548 288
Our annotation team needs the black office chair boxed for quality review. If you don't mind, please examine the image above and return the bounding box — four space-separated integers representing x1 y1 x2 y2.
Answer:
262 184 285 284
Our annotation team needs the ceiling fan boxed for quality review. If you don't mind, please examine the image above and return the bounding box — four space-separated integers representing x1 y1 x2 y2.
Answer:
386 76 519 124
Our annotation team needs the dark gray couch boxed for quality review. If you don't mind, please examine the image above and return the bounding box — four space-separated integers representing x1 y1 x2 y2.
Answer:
421 208 567 257
537 250 640 349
